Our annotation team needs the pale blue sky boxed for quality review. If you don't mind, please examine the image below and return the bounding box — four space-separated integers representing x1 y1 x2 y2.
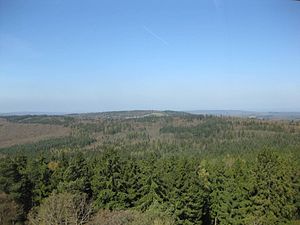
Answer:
0 0 300 113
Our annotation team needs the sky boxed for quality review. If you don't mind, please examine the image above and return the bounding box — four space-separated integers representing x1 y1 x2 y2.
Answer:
0 0 300 113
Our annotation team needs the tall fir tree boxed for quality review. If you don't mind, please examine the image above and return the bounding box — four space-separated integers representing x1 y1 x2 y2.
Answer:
135 156 168 211
249 150 296 224
58 152 91 195
170 158 205 225
0 155 32 220
123 159 143 208
92 150 128 209
26 156 52 206
208 156 254 225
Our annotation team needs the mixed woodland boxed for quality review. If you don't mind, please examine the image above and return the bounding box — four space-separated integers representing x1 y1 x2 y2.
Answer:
0 111 300 225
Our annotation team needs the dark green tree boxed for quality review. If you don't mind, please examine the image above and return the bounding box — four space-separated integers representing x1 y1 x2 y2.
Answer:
0 155 32 220
135 157 168 211
58 152 91 195
123 159 143 208
92 150 127 209
26 156 52 206
208 156 254 225
170 158 205 225
249 150 296 224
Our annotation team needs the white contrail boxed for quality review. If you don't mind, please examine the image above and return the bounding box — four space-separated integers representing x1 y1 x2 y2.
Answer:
142 25 169 46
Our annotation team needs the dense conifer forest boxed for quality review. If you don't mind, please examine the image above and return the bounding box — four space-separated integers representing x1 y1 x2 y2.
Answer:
0 111 300 225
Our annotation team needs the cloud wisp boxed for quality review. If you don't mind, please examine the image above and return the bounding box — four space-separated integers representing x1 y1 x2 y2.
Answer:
142 25 169 46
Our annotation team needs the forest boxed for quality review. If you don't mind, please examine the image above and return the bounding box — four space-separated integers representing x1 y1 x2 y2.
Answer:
0 111 299 225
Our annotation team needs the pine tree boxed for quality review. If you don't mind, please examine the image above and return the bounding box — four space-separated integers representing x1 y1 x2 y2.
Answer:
135 157 168 211
58 152 91 195
123 159 142 208
92 150 127 209
249 150 296 224
208 156 254 225
0 155 32 220
169 158 204 225
26 156 53 206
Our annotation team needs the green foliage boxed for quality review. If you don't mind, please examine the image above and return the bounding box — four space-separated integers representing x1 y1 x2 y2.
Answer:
207 157 254 225
135 158 168 211
26 156 52 206
0 135 96 155
160 117 229 139
249 150 296 224
123 159 143 207
0 155 32 218
1 114 300 224
92 150 128 210
58 153 92 195
169 158 205 225
204 151 298 225
3 115 75 126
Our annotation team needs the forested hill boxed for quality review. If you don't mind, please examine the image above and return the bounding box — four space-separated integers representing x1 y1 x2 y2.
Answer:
69 110 190 119
0 111 300 224
189 110 300 120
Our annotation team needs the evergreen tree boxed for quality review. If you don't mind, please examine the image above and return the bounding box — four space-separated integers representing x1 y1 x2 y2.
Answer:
26 156 52 206
0 155 32 219
208 156 254 225
249 150 296 224
123 159 143 208
92 150 127 209
136 157 168 211
58 152 91 195
170 158 204 225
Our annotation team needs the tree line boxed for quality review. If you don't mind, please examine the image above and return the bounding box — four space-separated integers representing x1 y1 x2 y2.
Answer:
1 148 299 225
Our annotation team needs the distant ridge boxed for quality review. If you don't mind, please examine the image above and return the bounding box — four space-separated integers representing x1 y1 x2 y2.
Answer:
1 110 300 120
70 110 190 119
0 112 68 116
188 110 300 120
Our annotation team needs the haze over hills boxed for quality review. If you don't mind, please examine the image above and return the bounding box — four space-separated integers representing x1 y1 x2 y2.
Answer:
188 110 300 120
1 110 300 120
0 112 69 116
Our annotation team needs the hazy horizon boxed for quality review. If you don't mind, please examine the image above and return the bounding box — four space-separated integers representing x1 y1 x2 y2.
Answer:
2 109 300 116
1 0 300 112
